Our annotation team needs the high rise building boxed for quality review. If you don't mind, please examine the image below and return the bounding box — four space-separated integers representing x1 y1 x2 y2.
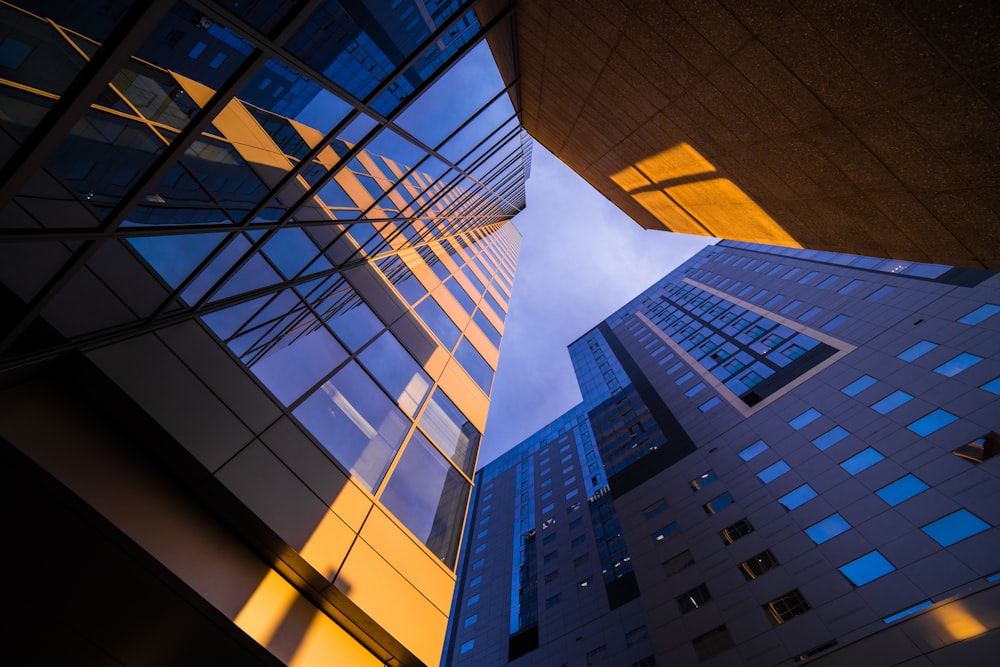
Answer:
503 0 1000 268
445 240 1000 666
0 2 530 665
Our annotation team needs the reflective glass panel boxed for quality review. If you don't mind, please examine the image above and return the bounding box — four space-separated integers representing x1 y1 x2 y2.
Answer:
840 448 884 475
778 484 817 510
921 510 990 546
871 390 913 415
757 461 790 484
455 338 493 394
897 340 937 361
358 331 431 416
789 408 821 430
738 440 768 461
380 430 470 567
907 409 958 436
958 303 1000 325
876 475 929 506
812 426 849 451
418 387 479 474
842 374 877 396
248 322 347 406
805 514 850 544
934 353 983 377
839 551 895 586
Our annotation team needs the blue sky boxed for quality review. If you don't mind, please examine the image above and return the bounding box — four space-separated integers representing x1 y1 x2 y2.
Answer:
481 145 715 466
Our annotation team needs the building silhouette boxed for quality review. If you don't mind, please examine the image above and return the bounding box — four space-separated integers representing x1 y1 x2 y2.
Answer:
0 1 529 665
499 0 1000 268
445 240 1000 666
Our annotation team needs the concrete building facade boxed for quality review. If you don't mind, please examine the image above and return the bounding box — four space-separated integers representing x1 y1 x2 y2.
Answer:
446 240 1000 666
0 1 529 665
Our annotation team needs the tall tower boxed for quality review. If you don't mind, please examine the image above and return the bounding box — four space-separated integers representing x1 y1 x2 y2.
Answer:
0 2 530 665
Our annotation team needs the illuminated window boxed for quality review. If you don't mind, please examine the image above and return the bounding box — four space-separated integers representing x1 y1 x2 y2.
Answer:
789 408 821 430
840 447 884 474
812 426 849 450
982 377 1000 395
958 303 1000 325
690 470 718 492
699 396 721 412
805 514 850 544
677 584 711 613
464 614 477 627
839 551 895 586
467 594 480 606
652 522 680 542
842 374 877 396
757 460 790 483
876 475 929 505
738 440 768 461
865 285 895 302
907 409 958 436
897 340 937 361
934 352 983 377
577 576 593 590
921 509 990 546
778 484 817 510
764 590 810 625
459 639 474 654
739 550 779 580
871 390 913 414
703 492 735 515
721 518 753 544
883 601 932 624
643 499 669 519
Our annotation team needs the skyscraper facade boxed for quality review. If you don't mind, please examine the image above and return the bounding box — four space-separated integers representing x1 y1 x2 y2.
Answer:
507 0 1000 269
0 1 529 665
446 240 1000 666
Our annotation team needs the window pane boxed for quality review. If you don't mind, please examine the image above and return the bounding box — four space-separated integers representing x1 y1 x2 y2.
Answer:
907 409 958 436
326 298 383 351
921 509 990 546
380 431 470 567
842 374 877 396
934 352 983 377
653 522 680 542
757 460 790 483
958 303 1000 325
358 331 431 416
812 426 849 450
789 408 821 430
805 514 850 544
690 470 718 491
418 388 480 474
871 390 913 414
248 323 347 405
699 396 722 412
778 484 817 510
738 440 768 461
840 448 884 474
293 361 409 491
876 475 929 506
455 338 494 393
839 551 895 586
883 601 933 624
703 491 735 515
897 340 938 361
415 298 460 348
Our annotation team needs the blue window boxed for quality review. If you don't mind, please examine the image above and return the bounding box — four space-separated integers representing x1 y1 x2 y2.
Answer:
685 382 706 397
188 41 207 58
838 279 864 295
983 377 1000 395
805 514 851 544
703 492 735 515
907 409 958 436
675 371 694 385
460 640 474 654
817 275 839 289
801 306 823 321
876 475 929 506
822 314 849 331
780 299 803 314
469 575 482 587
699 396 721 412
757 461 791 484
789 408 821 430
871 390 913 415
934 353 983 377
897 340 937 361
958 303 1000 325
464 614 477 627
841 448 884 474
738 440 768 461
467 594 480 606
883 601 933 624
842 375 877 396
839 551 895 586
866 285 896 302
778 484 817 510
653 522 680 542
921 510 990 546
812 426 849 451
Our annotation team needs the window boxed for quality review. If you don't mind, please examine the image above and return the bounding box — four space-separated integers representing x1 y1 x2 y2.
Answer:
463 614 477 627
780 299 803 314
953 432 1000 463
812 426 849 450
789 408 821 430
642 499 669 519
459 639 474 654
571 535 586 548
586 645 607 665
839 551 895 586
778 484 817 510
721 518 753 544
842 374 877 396
876 475 929 505
822 314 849 331
690 470 718 491
805 514 851 544
677 584 711 613
921 509 990 546
542 533 557 546
738 440 768 461
703 492 735 515
692 625 734 661
467 594 480 606
897 340 937 361
546 594 561 608
840 447 884 474
685 382 706 397
699 396 721 412
764 590 810 625
757 460 790 483
934 352 983 377
574 554 590 567
543 551 558 564
625 626 649 647
801 306 823 321
652 522 680 542
838 279 864 294
958 303 1000 325
883 601 933 624
577 576 593 590
871 390 913 414
866 285 895 302
739 550 779 580
795 641 838 662
982 377 1000 395
662 549 694 576
469 575 482 587
907 409 958 436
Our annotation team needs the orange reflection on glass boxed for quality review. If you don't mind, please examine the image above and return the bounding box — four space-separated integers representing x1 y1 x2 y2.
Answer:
933 602 988 641
610 143 801 247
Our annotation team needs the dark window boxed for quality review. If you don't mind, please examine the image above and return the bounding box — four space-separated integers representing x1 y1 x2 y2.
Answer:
625 626 649 646
586 645 607 665
692 626 734 661
677 584 711 613
953 432 999 463
764 590 810 625
794 641 837 663
739 550 779 580
689 470 718 492
662 549 695 576
632 658 656 667
544 570 558 583
721 518 753 544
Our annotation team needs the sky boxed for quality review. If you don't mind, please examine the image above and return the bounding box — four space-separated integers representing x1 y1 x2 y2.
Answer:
480 145 715 466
